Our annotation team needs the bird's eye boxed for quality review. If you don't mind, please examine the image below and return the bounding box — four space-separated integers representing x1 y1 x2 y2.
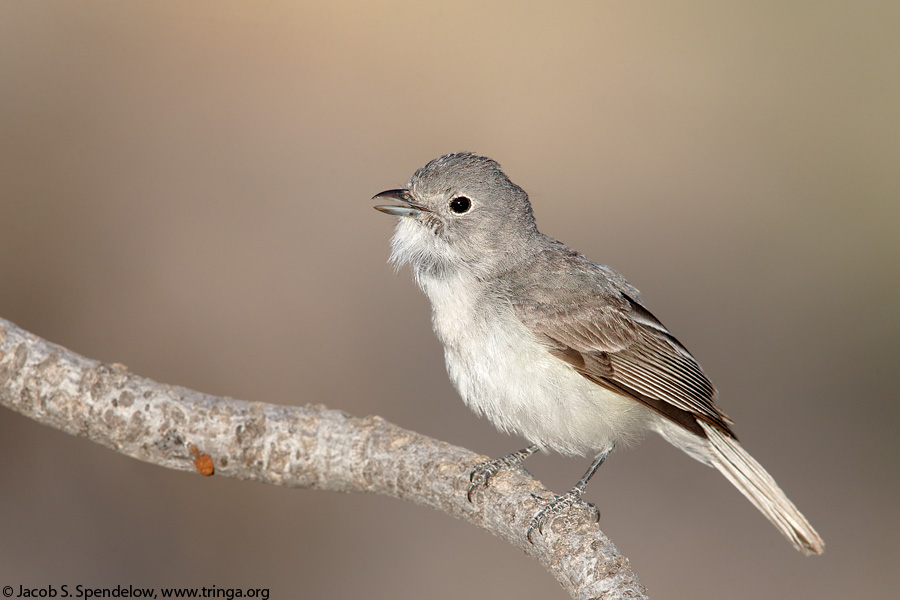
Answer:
449 196 471 214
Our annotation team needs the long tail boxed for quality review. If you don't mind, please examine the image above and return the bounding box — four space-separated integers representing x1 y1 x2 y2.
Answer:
699 421 825 555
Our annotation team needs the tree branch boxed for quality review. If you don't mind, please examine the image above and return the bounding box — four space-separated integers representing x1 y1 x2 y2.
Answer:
0 317 647 600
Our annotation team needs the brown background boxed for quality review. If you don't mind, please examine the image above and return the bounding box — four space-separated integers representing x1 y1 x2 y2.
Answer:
1 2 897 598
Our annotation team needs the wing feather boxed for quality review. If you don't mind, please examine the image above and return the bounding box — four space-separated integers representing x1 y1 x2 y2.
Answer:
514 276 735 438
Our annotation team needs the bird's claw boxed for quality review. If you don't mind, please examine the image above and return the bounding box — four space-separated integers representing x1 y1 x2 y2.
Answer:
467 459 505 501
467 446 539 502
525 490 601 544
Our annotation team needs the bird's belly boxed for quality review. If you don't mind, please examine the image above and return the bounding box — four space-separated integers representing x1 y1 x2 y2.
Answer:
438 312 650 456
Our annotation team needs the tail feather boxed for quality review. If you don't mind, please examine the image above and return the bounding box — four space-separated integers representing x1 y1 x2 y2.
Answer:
700 421 825 555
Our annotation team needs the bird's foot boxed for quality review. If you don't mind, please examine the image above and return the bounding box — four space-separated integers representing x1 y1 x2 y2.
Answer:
526 489 600 543
467 446 538 501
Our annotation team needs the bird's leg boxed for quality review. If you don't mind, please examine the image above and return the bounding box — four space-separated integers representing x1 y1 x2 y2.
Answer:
526 448 611 543
467 445 539 501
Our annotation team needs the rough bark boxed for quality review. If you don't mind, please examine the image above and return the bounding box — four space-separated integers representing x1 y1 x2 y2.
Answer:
0 317 648 600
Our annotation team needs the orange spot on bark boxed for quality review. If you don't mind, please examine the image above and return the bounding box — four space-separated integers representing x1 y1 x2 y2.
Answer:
189 443 215 476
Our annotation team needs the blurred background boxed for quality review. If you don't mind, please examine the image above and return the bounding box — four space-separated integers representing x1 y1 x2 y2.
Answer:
1 2 897 598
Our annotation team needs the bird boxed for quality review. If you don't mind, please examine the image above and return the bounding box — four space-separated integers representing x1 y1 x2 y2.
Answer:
373 152 824 555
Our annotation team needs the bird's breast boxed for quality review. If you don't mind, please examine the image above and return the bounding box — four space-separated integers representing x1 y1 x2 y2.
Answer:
418 272 649 456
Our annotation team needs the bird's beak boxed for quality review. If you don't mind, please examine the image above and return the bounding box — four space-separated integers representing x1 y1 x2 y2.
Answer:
373 189 431 217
